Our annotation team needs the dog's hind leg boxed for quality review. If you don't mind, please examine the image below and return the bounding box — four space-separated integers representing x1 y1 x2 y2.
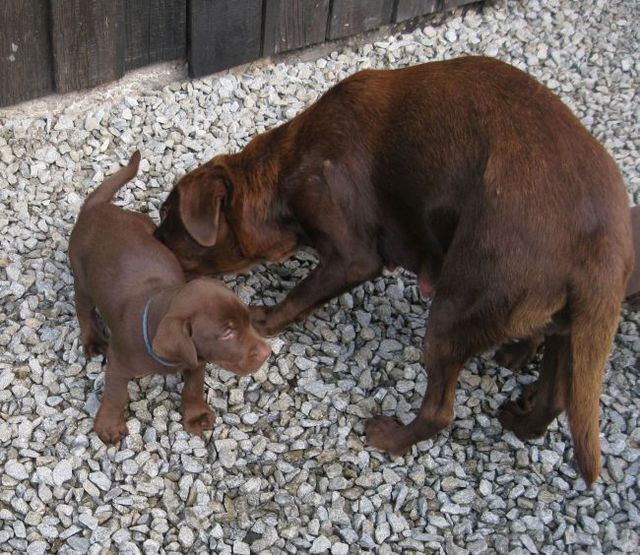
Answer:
365 293 494 455
74 282 109 358
499 333 570 438
494 334 543 371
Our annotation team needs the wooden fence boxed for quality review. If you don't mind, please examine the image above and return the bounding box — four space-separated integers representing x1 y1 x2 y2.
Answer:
0 0 479 108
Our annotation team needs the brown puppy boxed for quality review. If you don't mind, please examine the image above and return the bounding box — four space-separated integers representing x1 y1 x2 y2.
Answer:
155 57 634 485
69 152 271 444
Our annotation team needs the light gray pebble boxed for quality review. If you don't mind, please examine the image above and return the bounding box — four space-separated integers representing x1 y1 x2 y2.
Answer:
5 460 29 480
52 460 73 486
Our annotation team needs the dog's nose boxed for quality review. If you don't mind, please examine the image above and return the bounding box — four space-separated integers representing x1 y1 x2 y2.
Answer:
253 341 272 365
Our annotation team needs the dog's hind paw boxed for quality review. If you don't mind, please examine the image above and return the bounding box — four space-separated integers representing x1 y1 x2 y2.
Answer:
498 386 548 440
495 340 539 371
365 416 413 456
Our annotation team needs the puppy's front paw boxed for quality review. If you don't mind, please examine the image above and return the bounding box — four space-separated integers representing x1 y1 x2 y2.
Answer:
365 416 412 456
183 404 216 436
95 415 128 445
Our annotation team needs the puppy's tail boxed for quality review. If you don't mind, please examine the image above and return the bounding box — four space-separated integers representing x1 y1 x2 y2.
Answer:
566 278 623 487
82 151 141 210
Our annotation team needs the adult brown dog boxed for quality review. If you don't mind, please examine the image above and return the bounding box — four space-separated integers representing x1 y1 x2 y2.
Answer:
69 151 270 444
155 57 634 485
626 205 640 303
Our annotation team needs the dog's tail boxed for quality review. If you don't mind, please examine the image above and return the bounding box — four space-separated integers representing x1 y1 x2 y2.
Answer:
566 272 624 486
83 151 141 210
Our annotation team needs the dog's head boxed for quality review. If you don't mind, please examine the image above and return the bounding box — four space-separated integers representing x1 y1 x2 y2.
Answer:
154 155 299 277
154 160 252 275
155 140 298 277
151 278 271 374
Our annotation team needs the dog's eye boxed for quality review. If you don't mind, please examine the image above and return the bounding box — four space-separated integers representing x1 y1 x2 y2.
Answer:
220 327 235 340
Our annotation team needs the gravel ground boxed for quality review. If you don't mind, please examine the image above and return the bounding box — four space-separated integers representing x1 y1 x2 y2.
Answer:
1 0 639 553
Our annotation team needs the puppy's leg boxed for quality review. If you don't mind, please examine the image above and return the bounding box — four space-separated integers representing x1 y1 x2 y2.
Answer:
181 364 216 436
74 284 108 357
94 362 129 444
495 334 543 371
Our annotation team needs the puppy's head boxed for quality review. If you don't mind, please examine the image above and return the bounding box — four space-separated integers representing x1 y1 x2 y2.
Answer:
151 278 271 374
154 159 256 276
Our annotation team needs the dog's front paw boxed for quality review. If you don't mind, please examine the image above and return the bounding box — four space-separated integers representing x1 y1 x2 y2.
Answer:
94 415 128 445
249 305 284 337
183 404 216 436
365 416 412 456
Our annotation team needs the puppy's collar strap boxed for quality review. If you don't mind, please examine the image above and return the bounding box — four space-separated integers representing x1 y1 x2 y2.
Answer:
143 298 180 368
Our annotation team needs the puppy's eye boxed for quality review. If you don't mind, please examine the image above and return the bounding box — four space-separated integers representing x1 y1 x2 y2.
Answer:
220 328 235 340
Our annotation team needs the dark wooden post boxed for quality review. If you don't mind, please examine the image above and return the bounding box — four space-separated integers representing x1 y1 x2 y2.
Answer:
189 0 263 78
263 0 331 56
328 0 395 40
0 0 54 107
50 0 126 93
395 0 441 22
124 0 187 70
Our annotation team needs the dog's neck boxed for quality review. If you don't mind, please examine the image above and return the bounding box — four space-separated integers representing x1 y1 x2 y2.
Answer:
142 287 181 367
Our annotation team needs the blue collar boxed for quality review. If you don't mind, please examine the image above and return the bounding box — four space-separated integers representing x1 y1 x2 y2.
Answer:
143 298 180 368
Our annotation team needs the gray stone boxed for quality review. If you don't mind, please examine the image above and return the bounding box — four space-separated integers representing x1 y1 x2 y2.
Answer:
52 460 73 486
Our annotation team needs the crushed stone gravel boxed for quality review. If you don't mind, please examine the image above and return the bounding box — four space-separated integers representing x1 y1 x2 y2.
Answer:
0 0 639 553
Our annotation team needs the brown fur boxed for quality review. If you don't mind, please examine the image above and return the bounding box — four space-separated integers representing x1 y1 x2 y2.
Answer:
155 57 634 485
69 152 271 444
626 205 640 302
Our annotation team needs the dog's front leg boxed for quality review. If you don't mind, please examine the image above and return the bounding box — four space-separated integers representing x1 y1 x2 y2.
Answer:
251 251 381 336
181 363 216 436
94 361 130 444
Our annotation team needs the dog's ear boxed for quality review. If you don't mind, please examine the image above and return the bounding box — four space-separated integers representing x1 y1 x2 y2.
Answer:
152 316 198 368
178 169 229 247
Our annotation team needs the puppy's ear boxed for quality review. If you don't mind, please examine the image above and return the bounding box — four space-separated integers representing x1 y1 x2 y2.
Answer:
178 170 228 247
152 316 198 368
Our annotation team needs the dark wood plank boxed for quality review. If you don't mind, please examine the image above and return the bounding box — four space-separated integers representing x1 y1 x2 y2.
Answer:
50 0 125 93
124 0 150 69
328 0 395 40
263 0 330 56
442 0 478 10
124 0 187 70
395 0 441 22
189 0 262 78
0 0 54 107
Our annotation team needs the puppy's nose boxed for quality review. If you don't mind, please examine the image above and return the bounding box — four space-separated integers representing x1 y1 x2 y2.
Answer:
253 341 272 365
